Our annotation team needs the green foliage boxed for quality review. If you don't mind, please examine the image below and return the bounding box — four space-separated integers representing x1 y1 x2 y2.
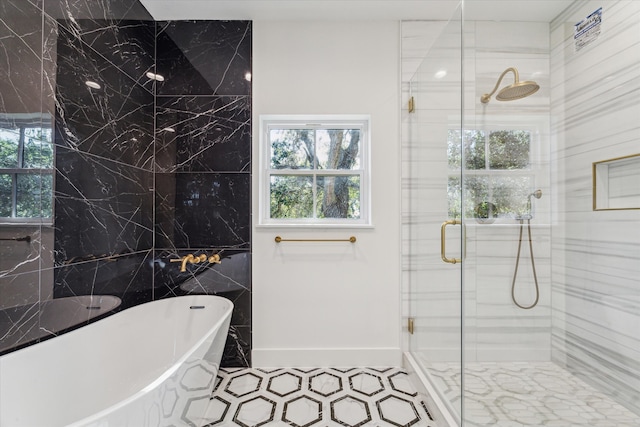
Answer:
23 128 54 168
447 129 532 219
269 128 361 220
488 130 530 169
0 174 11 217
448 129 486 170
0 126 54 219
0 130 19 168
17 173 53 217
270 176 313 218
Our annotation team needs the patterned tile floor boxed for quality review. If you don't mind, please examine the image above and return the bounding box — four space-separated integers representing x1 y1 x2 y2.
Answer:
425 361 640 427
198 367 440 427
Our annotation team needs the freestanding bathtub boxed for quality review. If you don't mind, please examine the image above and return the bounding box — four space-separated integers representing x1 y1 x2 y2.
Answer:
0 295 233 427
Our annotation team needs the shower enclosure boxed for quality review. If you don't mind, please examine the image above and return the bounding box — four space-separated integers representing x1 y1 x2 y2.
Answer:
404 1 640 426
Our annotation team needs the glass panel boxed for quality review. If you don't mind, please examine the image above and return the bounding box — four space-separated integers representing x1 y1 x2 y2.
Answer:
0 128 20 168
23 128 54 168
0 174 12 217
316 129 361 170
407 4 463 424
448 129 485 169
464 175 490 220
488 130 530 169
453 174 535 220
269 129 314 169
270 175 313 218
489 174 534 218
315 175 360 219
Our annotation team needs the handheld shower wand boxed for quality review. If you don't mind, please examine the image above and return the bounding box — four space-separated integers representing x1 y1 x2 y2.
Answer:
512 189 542 310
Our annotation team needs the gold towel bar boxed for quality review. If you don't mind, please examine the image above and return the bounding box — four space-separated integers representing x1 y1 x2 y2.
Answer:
275 236 356 243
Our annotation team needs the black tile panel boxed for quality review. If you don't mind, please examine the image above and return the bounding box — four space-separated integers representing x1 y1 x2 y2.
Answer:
0 0 44 118
155 172 250 249
156 96 251 173
223 325 251 368
153 249 250 299
53 250 154 310
156 21 251 96
44 0 153 22
54 147 153 263
55 25 155 169
59 18 156 88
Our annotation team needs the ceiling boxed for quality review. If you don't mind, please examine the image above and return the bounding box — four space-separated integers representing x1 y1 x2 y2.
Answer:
140 0 575 22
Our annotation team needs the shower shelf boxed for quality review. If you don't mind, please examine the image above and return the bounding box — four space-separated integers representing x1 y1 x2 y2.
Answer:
593 153 640 211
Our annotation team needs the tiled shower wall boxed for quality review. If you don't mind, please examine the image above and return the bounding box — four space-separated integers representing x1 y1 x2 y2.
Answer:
0 0 252 367
550 0 640 415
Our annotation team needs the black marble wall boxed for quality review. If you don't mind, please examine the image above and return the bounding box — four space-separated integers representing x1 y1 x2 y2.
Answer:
52 4 156 310
154 21 252 367
0 0 56 353
1 2 252 366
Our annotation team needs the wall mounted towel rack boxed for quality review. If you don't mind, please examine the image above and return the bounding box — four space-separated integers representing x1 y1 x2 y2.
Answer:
274 236 356 243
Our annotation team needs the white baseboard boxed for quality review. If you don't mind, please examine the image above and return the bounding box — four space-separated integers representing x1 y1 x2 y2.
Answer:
251 347 402 368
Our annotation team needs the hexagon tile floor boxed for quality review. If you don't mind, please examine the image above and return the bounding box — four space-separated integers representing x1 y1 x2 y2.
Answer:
199 367 440 427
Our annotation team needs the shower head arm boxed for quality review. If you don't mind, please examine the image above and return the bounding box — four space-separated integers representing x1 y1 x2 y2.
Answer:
481 67 519 104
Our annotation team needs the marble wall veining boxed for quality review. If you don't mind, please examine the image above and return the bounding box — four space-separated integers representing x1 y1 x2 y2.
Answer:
154 20 252 367
52 0 156 311
0 0 55 322
1 1 252 367
401 0 640 418
550 0 640 415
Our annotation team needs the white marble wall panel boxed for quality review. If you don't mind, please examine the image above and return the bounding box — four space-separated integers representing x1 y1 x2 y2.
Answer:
470 21 552 362
550 0 640 416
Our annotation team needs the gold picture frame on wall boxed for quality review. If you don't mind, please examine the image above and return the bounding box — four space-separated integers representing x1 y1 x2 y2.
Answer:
592 153 640 211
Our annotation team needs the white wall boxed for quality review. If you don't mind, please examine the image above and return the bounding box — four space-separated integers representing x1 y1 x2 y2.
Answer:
252 21 402 367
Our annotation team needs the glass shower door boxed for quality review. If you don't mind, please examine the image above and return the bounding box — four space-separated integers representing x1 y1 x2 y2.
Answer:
407 4 464 423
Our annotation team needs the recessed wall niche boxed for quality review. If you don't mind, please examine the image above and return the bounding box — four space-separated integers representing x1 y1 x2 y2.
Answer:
593 153 640 211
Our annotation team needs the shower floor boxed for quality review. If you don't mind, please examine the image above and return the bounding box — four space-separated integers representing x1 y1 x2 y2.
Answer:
424 361 640 427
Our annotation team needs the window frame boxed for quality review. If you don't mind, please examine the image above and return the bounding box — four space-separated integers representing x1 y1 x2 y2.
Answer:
0 116 54 225
447 118 544 223
259 114 372 227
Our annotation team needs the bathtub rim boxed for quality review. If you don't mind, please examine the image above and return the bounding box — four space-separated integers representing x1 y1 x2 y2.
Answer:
1 294 233 427
68 294 233 427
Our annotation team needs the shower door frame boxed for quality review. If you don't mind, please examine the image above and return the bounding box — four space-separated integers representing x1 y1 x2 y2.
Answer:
406 2 466 425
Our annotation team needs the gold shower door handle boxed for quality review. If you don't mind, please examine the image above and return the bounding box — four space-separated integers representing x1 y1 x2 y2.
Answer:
441 220 462 264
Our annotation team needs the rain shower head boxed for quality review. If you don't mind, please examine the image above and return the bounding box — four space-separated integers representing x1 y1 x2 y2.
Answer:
481 67 540 104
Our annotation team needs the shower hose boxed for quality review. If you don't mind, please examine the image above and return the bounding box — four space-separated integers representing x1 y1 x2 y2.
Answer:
511 218 540 309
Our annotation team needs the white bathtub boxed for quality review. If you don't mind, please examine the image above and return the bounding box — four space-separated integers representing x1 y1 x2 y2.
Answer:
0 295 233 427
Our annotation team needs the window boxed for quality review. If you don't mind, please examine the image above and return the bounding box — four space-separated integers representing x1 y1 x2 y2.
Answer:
260 115 370 226
0 116 54 224
448 127 536 221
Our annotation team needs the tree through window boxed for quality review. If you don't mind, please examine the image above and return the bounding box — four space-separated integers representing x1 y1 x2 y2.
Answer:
261 116 370 226
448 128 535 220
0 117 54 223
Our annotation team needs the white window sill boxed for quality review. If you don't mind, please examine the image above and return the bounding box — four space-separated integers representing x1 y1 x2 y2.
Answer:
255 223 374 229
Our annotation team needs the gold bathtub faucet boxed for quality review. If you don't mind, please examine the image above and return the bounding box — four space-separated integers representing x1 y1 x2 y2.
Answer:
170 253 221 272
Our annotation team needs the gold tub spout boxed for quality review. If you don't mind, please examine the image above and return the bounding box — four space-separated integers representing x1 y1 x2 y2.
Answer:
170 253 207 272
